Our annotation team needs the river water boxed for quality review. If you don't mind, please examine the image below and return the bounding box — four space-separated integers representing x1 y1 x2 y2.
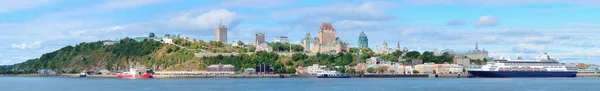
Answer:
0 77 598 91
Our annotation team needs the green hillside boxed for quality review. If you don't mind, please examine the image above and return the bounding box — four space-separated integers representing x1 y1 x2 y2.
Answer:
1 37 199 74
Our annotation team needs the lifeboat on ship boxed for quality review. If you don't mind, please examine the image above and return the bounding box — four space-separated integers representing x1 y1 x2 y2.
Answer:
117 69 152 79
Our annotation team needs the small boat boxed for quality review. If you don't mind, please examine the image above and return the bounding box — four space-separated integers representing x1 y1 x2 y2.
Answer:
316 70 350 78
117 69 152 79
79 73 87 77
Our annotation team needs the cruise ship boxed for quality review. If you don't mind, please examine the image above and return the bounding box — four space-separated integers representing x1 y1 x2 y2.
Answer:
468 53 577 77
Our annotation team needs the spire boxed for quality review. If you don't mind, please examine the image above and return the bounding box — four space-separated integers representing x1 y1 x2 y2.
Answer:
219 19 222 26
397 42 400 50
359 31 366 37
475 42 479 50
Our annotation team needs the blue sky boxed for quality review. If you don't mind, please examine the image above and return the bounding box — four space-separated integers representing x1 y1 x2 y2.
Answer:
1 0 600 65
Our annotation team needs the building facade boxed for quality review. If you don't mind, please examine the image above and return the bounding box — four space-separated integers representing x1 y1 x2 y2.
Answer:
358 31 368 48
254 33 265 45
214 24 228 42
453 57 471 66
207 64 235 74
376 41 393 54
456 42 488 60
301 23 350 53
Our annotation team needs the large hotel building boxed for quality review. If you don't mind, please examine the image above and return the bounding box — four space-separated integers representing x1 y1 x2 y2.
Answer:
301 23 350 53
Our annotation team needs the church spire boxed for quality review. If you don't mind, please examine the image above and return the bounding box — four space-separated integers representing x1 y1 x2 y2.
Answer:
475 42 479 50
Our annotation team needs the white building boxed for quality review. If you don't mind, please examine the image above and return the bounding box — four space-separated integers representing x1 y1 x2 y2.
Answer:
306 64 322 74
376 41 393 54
453 57 471 66
162 38 173 44
414 63 434 74
274 36 289 43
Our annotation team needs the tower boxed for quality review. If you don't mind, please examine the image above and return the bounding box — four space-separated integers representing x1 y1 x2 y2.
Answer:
214 21 227 42
317 22 336 44
475 42 479 50
358 31 368 48
254 33 265 45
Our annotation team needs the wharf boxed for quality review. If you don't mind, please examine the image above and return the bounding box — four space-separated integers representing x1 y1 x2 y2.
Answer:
576 73 600 77
153 74 287 78
356 74 429 78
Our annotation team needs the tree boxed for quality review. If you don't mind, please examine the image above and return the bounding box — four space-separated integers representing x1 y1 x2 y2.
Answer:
413 70 420 74
237 41 244 46
404 51 421 60
337 67 346 73
286 67 296 74
367 67 375 73
347 69 356 74
291 53 308 61
376 66 387 73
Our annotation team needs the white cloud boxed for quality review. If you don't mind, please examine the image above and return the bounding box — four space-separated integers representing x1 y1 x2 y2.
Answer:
0 0 61 13
564 23 600 27
166 9 240 32
271 2 396 21
335 20 375 29
11 41 43 50
401 0 600 6
481 36 498 43
1 60 10 65
514 43 545 52
475 15 498 27
446 20 465 26
523 36 552 43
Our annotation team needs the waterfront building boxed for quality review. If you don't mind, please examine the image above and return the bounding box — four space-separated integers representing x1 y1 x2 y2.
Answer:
414 63 434 74
214 23 228 43
207 64 235 74
254 33 265 45
396 65 414 75
358 31 368 48
274 36 289 43
453 57 471 66
301 23 350 53
296 66 306 74
432 63 464 74
576 63 590 69
255 64 272 74
376 41 393 54
411 59 423 65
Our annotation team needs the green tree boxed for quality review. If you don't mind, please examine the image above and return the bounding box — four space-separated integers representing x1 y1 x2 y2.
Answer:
337 67 346 73
367 67 375 73
286 67 296 74
413 70 420 74
291 53 308 61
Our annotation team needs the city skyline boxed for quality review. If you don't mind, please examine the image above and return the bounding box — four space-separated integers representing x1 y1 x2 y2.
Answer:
1 0 600 65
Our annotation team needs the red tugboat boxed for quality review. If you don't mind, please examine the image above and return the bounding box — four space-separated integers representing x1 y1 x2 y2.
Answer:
117 68 152 79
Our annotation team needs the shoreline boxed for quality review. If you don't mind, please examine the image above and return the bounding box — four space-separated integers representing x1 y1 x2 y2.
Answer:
3 73 599 78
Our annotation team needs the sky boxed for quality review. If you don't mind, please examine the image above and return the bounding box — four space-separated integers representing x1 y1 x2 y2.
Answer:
1 0 600 65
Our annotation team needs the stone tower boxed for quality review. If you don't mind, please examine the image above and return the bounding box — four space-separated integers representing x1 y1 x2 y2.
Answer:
317 22 336 44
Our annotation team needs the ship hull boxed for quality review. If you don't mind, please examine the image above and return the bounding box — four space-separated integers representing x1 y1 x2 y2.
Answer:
468 71 577 78
317 75 350 78
117 74 152 79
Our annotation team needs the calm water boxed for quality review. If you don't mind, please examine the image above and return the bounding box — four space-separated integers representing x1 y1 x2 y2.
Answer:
1 77 599 91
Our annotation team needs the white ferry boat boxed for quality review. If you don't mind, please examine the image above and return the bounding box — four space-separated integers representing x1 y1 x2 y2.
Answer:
316 70 350 78
468 53 577 77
